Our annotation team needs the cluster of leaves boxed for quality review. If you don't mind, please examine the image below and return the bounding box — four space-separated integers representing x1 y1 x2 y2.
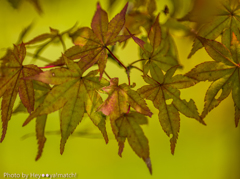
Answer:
0 0 239 174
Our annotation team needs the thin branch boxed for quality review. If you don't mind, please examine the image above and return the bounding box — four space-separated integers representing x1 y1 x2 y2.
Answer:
106 46 131 111
131 65 143 73
128 59 145 67
106 46 131 85
104 71 111 80
106 47 127 71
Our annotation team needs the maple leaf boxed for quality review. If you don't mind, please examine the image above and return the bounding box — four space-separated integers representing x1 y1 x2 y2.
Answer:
98 78 152 121
185 0 240 58
33 81 51 160
97 77 152 172
138 65 204 154
111 112 152 174
22 56 109 154
0 43 41 142
13 80 51 160
186 35 240 126
58 2 130 78
130 14 179 73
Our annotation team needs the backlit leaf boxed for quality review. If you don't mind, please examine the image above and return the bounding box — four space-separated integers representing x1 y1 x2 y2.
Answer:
65 2 130 79
138 66 203 154
23 56 109 154
186 35 240 124
99 78 152 121
0 43 41 142
186 0 240 58
111 112 152 174
14 79 51 160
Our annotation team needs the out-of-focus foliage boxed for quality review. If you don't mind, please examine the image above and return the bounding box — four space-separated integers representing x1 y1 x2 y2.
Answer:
7 0 43 14
0 0 239 175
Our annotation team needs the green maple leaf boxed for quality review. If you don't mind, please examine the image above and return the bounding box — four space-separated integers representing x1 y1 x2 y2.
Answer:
130 14 179 73
138 65 204 154
0 43 41 142
186 35 240 126
98 78 152 121
33 81 51 161
23 56 109 154
53 2 130 78
13 80 51 160
186 0 240 58
98 78 152 173
111 112 152 174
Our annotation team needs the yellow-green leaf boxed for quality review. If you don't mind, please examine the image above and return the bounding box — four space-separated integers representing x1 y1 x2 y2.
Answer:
23 57 109 154
99 78 152 121
111 112 152 174
138 66 203 154
186 36 240 121
0 43 41 142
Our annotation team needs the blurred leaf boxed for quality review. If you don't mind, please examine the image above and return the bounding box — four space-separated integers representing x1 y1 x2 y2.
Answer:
17 22 34 45
186 35 240 124
25 24 77 62
123 0 156 37
183 0 240 58
7 0 43 14
27 0 43 15
7 0 22 9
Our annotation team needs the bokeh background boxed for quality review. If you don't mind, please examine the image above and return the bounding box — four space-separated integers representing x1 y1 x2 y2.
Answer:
0 0 239 179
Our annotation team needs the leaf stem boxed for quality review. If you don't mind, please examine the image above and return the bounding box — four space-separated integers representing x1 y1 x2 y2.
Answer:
106 46 131 85
106 47 127 71
128 59 145 67
104 71 112 80
127 105 131 114
131 65 144 73
106 47 131 114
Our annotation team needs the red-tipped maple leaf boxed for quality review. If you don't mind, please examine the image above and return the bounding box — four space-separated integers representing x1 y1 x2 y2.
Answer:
52 2 130 78
23 56 109 154
0 43 41 142
98 78 152 121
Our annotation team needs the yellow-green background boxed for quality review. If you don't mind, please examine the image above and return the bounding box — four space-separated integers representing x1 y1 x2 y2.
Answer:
0 0 239 179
